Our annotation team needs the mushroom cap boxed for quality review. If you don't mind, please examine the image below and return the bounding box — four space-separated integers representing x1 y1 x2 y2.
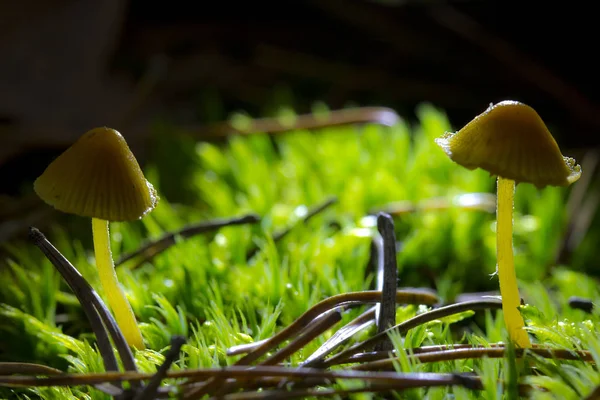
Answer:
435 100 581 189
34 127 159 221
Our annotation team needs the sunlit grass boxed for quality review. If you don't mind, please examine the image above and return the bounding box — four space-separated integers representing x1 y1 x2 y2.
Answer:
1 103 598 399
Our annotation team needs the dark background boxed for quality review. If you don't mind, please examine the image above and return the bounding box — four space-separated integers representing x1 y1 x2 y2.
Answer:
1 0 599 197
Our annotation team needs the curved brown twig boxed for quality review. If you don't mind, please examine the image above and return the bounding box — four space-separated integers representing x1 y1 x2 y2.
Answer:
116 213 261 268
0 366 492 389
132 336 186 400
236 290 438 367
351 346 594 371
28 228 139 390
182 289 438 399
186 107 400 140
301 306 376 367
28 228 123 376
0 366 538 398
210 312 345 398
0 363 63 376
260 311 342 367
319 299 503 368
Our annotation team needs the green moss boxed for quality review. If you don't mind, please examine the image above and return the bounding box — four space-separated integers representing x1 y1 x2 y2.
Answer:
1 103 597 399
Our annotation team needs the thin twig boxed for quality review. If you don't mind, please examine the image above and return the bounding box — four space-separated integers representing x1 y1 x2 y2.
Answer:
454 291 499 303
182 289 438 398
319 299 503 368
0 367 499 388
28 228 121 376
261 311 342 366
214 384 409 400
569 296 594 313
116 213 260 268
217 380 474 400
246 197 338 260
215 379 533 400
227 307 345 356
0 363 63 376
235 290 437 366
213 312 343 398
227 340 269 357
365 238 379 289
204 372 534 399
0 367 536 397
28 228 140 385
279 308 377 391
416 346 594 364
344 343 505 363
375 213 398 351
372 234 383 324
372 193 497 216
188 107 400 139
352 347 595 371
301 306 376 367
132 336 186 400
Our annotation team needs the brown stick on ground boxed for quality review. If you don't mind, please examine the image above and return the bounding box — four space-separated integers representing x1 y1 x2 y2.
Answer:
184 106 400 140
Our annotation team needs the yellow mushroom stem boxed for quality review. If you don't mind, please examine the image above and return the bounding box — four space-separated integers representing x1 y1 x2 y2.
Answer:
92 218 145 350
496 177 531 348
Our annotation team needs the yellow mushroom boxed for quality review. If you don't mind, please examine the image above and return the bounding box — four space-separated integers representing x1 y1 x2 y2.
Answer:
34 127 158 349
435 101 581 348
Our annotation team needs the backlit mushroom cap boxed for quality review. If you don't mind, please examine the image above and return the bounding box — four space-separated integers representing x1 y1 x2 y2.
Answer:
435 101 581 189
34 127 158 221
